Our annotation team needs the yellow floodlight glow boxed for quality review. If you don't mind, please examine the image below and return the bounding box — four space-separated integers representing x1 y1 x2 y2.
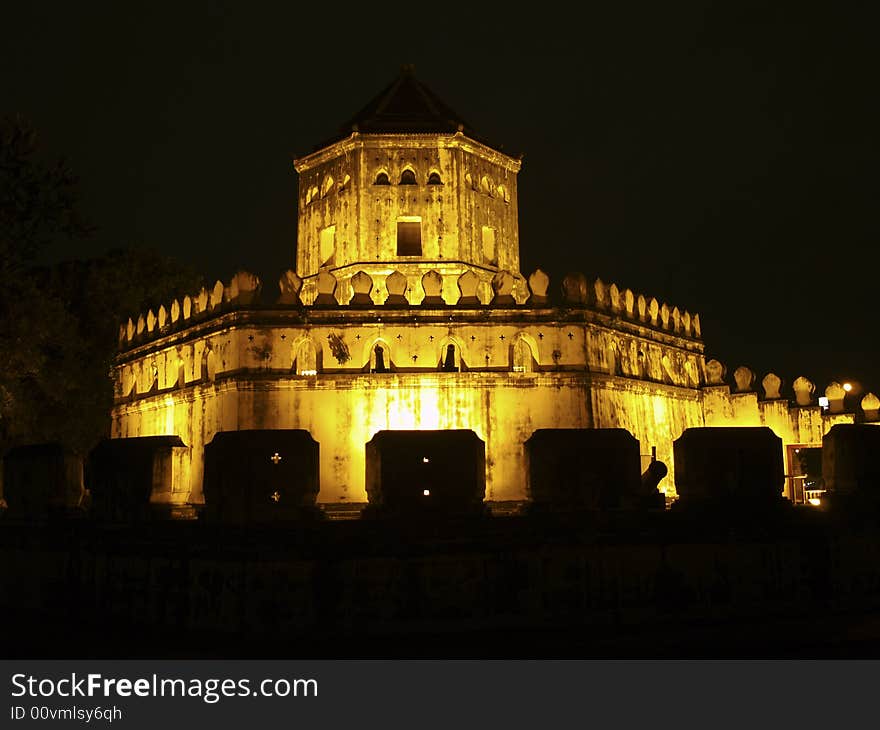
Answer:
843 382 853 392
808 497 821 506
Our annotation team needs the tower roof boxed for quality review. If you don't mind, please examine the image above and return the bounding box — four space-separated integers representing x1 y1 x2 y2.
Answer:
318 65 497 150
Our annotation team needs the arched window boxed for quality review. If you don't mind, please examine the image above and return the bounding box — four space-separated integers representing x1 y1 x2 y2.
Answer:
399 169 417 185
321 175 334 197
121 366 135 397
661 354 675 384
306 185 319 205
497 184 510 203
374 171 390 185
480 175 492 194
175 357 186 388
295 339 318 376
339 174 351 192
465 173 475 190
607 344 622 376
438 342 460 372
372 344 389 373
512 339 534 373
203 349 216 382
427 171 443 185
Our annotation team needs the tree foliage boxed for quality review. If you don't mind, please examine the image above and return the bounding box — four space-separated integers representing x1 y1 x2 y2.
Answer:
0 116 202 454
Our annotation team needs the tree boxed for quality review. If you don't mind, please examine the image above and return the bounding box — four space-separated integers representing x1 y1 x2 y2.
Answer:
0 117 202 456
32 250 202 453
0 115 89 453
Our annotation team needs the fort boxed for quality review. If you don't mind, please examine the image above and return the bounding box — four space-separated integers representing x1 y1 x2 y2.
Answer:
94 66 877 519
5 69 880 657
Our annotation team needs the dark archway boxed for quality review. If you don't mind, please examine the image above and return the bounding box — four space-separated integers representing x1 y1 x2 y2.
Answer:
365 430 485 516
203 430 320 523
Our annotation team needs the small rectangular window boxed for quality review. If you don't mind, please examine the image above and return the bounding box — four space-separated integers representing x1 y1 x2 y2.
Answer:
481 226 497 265
397 219 422 256
320 225 336 267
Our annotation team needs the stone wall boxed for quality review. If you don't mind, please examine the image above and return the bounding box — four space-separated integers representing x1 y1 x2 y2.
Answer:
294 134 521 304
112 268 705 507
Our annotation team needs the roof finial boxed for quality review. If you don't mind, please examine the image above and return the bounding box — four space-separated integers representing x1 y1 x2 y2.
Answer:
400 63 416 76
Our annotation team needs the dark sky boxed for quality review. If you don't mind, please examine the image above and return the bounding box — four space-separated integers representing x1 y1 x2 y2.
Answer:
3 4 877 396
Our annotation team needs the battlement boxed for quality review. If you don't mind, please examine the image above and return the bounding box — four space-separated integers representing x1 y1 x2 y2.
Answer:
117 268 703 353
704 359 880 423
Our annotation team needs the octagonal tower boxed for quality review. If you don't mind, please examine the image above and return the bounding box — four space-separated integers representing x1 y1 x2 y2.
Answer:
294 65 522 305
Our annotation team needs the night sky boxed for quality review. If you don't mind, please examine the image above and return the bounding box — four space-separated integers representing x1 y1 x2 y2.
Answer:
3 4 877 396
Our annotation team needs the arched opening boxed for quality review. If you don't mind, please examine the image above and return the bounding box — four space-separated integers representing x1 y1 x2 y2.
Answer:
372 343 390 373
339 174 351 191
175 358 186 388
321 175 334 197
638 350 648 378
374 171 390 185
440 344 459 372
661 354 675 384
427 171 443 185
607 344 622 376
364 430 486 516
306 185 319 204
497 184 510 203
203 349 216 382
481 175 492 195
511 338 535 373
121 366 135 397
295 339 318 376
399 168 417 185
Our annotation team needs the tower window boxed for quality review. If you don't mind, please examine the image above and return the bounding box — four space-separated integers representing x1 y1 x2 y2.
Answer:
427 171 443 185
319 225 336 268
399 169 417 185
374 171 390 185
481 226 497 265
397 217 422 256
321 175 334 197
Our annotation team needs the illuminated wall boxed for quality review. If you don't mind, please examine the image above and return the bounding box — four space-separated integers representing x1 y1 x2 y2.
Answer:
114 370 595 505
112 300 709 508
294 134 521 305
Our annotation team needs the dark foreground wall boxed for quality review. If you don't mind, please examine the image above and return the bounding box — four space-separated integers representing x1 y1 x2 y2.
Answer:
3 513 880 657
202 430 320 523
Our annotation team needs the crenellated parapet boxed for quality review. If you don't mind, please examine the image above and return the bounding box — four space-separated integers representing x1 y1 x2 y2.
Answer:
119 270 264 350
118 267 703 353
560 272 700 339
702 359 880 424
